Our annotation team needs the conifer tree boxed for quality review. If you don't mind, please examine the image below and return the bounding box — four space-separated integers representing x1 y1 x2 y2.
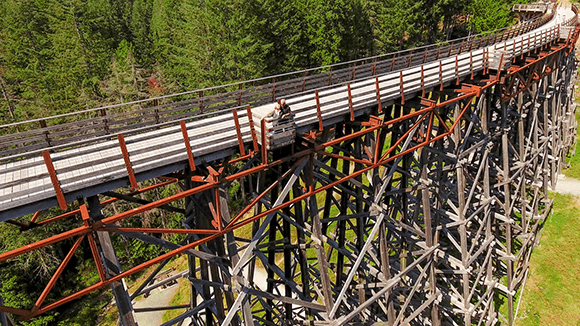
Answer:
132 0 154 65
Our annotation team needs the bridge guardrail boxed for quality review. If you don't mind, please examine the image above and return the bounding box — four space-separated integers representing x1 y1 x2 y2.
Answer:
0 4 558 163
513 3 548 12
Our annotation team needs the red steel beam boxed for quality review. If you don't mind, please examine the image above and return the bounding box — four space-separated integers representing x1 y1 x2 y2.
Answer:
246 105 259 153
102 227 219 235
347 83 355 121
261 119 268 165
30 235 85 316
42 151 67 211
117 134 138 189
24 178 178 230
315 90 324 131
180 121 196 172
232 109 246 155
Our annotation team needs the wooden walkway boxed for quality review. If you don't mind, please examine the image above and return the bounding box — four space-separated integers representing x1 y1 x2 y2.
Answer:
0 5 574 221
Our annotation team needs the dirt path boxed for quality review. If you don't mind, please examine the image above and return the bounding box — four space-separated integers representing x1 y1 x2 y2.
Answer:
127 259 269 326
132 282 180 326
553 174 580 196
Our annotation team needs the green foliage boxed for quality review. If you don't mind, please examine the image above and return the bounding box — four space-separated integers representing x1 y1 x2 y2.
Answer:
103 39 145 102
367 0 425 52
307 0 374 66
469 0 527 34
0 207 87 325
163 0 271 88
131 0 154 65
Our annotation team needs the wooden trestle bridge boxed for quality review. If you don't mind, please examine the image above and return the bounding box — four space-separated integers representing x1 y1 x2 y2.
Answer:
0 2 579 325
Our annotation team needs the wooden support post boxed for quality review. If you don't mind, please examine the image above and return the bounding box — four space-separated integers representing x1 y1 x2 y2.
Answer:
455 56 460 85
470 52 474 80
453 101 471 326
439 61 443 91
261 119 267 164
39 119 51 147
100 109 109 134
501 98 514 325
308 154 334 310
272 77 276 101
399 71 405 104
421 66 426 97
198 91 204 113
87 196 137 326
328 67 333 85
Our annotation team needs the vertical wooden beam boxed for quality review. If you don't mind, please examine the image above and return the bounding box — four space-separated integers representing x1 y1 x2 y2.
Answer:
375 77 383 113
261 119 267 164
453 101 471 326
501 98 515 326
87 196 137 326
399 71 405 105
308 154 334 310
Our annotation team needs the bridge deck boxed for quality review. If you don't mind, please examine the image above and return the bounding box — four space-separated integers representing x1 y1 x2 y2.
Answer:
0 5 574 221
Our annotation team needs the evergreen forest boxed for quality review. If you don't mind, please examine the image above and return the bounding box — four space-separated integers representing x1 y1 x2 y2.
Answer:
0 0 526 124
0 0 527 324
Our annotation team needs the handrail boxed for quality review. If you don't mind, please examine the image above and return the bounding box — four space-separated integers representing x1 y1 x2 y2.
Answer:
513 4 548 12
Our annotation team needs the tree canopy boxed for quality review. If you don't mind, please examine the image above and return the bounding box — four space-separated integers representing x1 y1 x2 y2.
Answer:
0 0 527 125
